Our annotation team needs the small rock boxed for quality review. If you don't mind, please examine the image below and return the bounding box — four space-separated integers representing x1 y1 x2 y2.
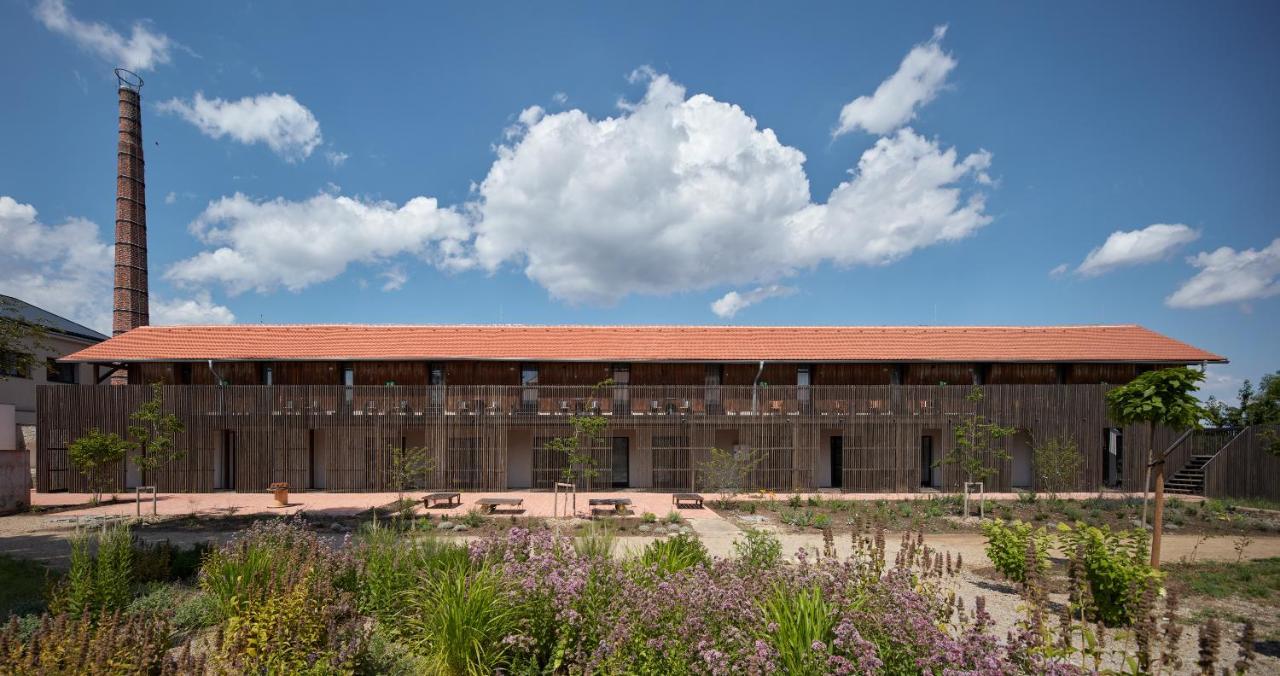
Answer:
738 515 767 524
680 526 693 534
1165 523 1180 531
452 524 469 532
438 521 455 530
1130 519 1152 530
638 524 652 532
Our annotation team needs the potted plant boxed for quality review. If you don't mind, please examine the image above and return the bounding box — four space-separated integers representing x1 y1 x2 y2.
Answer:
269 481 289 506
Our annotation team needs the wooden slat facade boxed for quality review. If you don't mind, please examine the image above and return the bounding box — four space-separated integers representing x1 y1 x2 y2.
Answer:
36 383 1191 495
1202 426 1280 502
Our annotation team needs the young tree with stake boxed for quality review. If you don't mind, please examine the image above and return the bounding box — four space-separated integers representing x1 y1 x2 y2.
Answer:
1105 366 1205 567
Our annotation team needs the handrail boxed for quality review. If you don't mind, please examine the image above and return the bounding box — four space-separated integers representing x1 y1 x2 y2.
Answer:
1153 429 1194 466
1197 426 1251 473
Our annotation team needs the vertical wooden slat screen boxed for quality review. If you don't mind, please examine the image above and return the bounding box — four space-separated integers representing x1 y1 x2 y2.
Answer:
1202 426 1280 502
35 383 1222 495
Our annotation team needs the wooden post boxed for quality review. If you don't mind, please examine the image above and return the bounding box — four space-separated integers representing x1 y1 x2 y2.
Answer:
1150 456 1166 568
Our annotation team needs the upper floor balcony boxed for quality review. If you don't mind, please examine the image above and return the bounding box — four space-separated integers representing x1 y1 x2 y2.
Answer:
43 383 1113 421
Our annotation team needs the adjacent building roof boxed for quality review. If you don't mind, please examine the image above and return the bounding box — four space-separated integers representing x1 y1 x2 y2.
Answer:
0 295 108 344
60 324 1226 364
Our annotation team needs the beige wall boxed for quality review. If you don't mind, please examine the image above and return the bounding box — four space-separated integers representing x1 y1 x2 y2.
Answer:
1 332 100 426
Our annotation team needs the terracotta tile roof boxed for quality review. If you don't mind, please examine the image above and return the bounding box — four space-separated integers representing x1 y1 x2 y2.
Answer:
60 324 1226 364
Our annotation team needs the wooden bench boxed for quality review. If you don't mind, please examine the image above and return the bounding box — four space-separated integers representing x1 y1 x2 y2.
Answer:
673 493 704 509
588 497 632 515
423 492 461 509
476 497 523 514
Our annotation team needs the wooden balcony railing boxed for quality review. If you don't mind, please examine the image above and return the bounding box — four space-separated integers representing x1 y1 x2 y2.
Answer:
39 383 1110 420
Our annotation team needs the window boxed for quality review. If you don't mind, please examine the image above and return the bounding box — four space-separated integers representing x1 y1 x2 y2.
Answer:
177 363 193 385
797 365 811 406
342 363 355 405
521 364 539 412
705 364 723 411
429 363 445 386
45 359 77 384
2 352 31 379
612 364 630 414
262 364 274 385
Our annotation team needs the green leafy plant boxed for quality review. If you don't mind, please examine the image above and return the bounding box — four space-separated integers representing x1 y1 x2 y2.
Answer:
127 382 186 486
51 522 134 618
574 523 617 560
404 565 514 675
697 445 765 507
732 528 782 571
67 429 129 505
1058 522 1162 626
0 297 49 383
640 511 657 523
940 387 1015 512
759 585 836 675
387 444 437 505
981 519 1050 583
662 510 682 525
637 532 708 575
1106 366 1206 566
1033 435 1083 498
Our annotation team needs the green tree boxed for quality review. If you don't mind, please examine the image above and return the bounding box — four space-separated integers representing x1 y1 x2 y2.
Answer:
0 297 48 381
1105 366 1206 567
1032 435 1083 499
698 445 766 507
67 428 130 504
547 414 607 487
546 380 612 488
128 382 186 485
940 386 1016 486
388 444 437 505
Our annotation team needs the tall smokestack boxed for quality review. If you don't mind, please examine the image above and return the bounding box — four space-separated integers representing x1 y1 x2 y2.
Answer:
112 68 148 336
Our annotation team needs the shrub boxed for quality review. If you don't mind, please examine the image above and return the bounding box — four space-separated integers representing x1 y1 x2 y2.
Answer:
781 508 816 528
0 610 172 674
1033 435 1083 497
216 568 370 674
788 494 803 508
50 522 133 617
354 521 469 627
638 533 709 574
199 517 350 621
732 528 782 571
663 510 682 525
981 519 1050 583
1058 522 1163 626
1017 490 1039 504
458 508 487 528
640 511 657 523
813 513 832 529
132 538 211 583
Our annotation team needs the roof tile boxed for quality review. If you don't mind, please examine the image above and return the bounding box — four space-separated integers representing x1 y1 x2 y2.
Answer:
61 324 1227 364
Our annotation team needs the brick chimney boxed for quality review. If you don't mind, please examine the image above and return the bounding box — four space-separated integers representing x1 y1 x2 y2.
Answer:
112 68 148 336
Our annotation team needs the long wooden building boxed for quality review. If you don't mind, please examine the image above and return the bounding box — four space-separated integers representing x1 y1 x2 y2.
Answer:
36 324 1229 494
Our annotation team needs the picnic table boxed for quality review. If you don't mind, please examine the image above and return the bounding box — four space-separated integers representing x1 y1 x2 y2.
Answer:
476 497 524 513
588 497 632 515
423 492 461 508
672 493 704 509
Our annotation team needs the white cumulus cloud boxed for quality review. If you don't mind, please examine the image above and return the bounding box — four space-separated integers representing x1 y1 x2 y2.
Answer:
34 0 173 72
472 70 993 305
711 285 796 318
834 25 955 137
0 196 233 334
151 292 236 325
158 92 323 162
1166 238 1280 309
325 150 349 168
166 192 469 295
1076 223 1200 276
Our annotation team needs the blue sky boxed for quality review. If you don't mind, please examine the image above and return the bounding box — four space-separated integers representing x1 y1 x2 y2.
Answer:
1 1 1277 400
